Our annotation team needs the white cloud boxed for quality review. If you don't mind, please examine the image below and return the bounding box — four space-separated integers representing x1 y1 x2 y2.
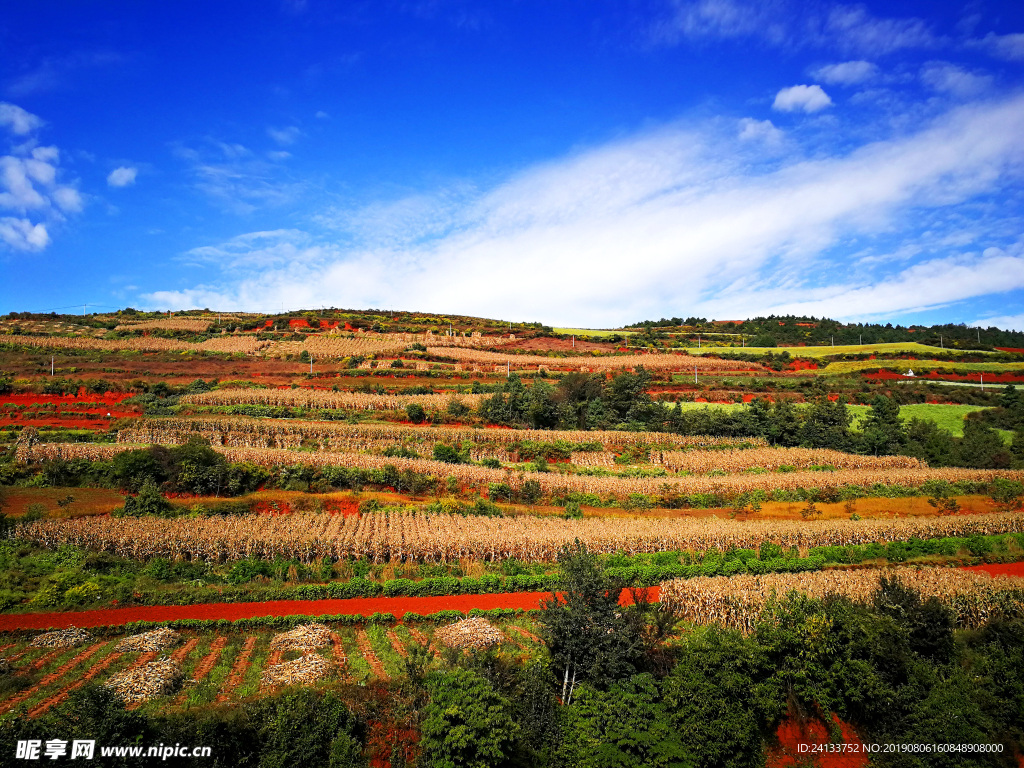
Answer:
267 125 301 145
0 102 44 135
0 217 49 251
315 110 329 119
107 166 137 187
0 102 81 252
920 62 992 99
812 60 877 85
738 118 784 144
977 313 1024 332
267 151 292 161
772 84 833 113
146 95 1024 326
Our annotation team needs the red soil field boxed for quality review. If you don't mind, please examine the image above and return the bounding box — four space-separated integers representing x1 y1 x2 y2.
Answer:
0 588 659 631
962 561 1024 578
787 360 818 371
995 348 1024 354
767 714 867 768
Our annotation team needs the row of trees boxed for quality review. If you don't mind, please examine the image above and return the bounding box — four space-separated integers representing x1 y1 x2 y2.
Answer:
477 371 1019 468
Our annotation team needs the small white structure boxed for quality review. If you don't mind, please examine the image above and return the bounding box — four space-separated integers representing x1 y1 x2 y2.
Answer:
903 369 915 377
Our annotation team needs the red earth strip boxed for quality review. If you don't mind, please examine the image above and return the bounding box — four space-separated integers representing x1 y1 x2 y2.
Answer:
0 588 659 631
962 561 1024 578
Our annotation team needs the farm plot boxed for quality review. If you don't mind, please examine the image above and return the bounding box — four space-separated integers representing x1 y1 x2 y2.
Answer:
180 389 486 412
20 442 1016 501
19 510 1024 565
426 348 764 372
655 447 924 473
659 567 1024 633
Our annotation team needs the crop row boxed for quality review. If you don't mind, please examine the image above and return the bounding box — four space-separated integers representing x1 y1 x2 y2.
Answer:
115 416 759 451
425 347 763 371
659 568 1024 632
114 318 214 332
18 511 1024 564
18 442 1018 498
656 447 925 472
180 390 487 411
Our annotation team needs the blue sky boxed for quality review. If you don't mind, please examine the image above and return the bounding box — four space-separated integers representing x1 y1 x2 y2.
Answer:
2 1 1024 329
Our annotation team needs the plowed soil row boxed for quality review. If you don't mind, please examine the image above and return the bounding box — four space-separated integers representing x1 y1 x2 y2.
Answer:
0 589 658 631
216 636 256 702
356 630 388 680
3 642 106 712
29 650 124 717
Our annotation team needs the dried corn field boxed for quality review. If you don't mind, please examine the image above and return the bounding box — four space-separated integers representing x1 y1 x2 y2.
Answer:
18 510 1024 565
18 441 1019 498
115 416 759 453
179 389 487 411
656 447 925 473
425 347 764 372
114 318 214 332
659 568 1024 632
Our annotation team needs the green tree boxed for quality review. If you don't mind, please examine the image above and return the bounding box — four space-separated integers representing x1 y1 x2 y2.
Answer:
557 674 691 768
800 390 853 451
538 541 644 703
661 628 771 768
420 668 517 768
859 394 906 455
957 419 1012 468
406 403 426 423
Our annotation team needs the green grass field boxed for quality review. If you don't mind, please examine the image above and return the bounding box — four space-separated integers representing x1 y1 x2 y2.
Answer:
819 359 1024 376
679 342 991 358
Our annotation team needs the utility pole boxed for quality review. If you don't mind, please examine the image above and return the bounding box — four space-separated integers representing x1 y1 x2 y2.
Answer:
940 334 943 349
572 335 575 348
51 356 54 376
859 334 862 345
980 373 984 392
507 361 510 378
831 335 834 347
977 328 981 344
694 365 698 385
698 334 701 349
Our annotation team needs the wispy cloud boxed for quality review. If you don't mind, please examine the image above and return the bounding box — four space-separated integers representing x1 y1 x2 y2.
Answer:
173 137 306 215
968 32 1024 62
5 51 123 97
652 1 938 56
267 125 301 145
920 62 992 99
811 60 877 85
0 103 81 252
146 95 1024 326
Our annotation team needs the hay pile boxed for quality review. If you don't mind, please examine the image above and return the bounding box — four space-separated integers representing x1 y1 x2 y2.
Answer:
105 658 182 705
30 627 93 648
433 618 505 650
115 628 182 653
261 655 334 688
269 623 332 652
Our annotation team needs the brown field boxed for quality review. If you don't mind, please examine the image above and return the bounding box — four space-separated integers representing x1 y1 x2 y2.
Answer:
1 487 127 518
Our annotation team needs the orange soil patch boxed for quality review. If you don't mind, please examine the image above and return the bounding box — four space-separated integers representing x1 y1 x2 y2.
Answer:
4 642 106 711
216 636 256 702
386 630 408 658
501 336 611 353
638 495 999 521
29 649 124 717
172 637 227 706
1 487 126 518
767 714 867 768
22 649 63 673
266 650 284 667
356 630 389 680
963 561 1024 578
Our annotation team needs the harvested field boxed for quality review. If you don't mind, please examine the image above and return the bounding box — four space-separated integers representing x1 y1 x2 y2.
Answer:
656 447 924 472
269 623 332 652
216 636 256 702
30 627 93 648
433 617 504 650
260 654 335 688
3 642 107 711
180 389 486 411
115 628 181 653
660 568 1024 633
105 658 183 705
19 510 1024 565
